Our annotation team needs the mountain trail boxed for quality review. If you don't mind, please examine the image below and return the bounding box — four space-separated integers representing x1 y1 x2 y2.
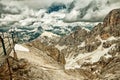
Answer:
11 44 84 80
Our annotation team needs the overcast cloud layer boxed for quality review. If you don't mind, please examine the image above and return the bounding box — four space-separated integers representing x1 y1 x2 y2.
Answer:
0 0 120 22
64 0 120 22
0 0 73 9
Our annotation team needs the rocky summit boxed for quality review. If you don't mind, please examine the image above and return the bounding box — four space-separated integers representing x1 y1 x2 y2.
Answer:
103 8 120 27
0 8 120 80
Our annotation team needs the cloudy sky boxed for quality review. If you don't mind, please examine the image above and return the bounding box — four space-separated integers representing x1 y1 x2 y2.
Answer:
0 0 73 9
64 0 120 22
0 0 120 22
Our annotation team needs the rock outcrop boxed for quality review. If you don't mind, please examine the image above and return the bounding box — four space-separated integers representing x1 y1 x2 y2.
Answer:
59 8 120 80
27 38 66 65
103 8 120 27
101 8 120 37
45 45 66 64
0 57 29 80
58 27 89 46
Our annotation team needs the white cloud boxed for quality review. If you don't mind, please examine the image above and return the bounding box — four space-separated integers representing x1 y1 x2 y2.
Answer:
0 0 73 9
0 0 120 23
64 0 120 22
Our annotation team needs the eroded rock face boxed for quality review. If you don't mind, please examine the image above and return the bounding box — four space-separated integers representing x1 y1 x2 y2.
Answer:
0 57 29 80
86 8 120 40
27 39 46 51
103 8 120 27
115 42 120 52
85 44 97 52
100 8 120 37
60 8 120 80
100 56 120 80
59 27 89 46
28 39 66 65
45 45 66 64
88 23 103 38
103 41 112 48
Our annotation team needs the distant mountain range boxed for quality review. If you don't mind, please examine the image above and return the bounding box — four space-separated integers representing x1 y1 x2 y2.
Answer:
0 1 98 42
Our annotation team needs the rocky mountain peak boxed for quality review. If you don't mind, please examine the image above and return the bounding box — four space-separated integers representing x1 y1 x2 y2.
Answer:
99 8 120 39
103 8 120 27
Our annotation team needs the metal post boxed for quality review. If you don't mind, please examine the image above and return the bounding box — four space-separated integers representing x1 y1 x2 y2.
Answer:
0 36 7 55
11 33 15 44
6 58 13 80
0 36 12 80
11 33 18 59
2 32 4 38
8 36 12 49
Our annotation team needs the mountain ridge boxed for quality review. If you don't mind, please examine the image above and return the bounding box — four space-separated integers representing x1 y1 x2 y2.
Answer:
32 8 120 79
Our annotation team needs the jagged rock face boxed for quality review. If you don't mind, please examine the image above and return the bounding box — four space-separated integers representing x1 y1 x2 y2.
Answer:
108 40 120 56
45 46 66 64
87 8 120 40
27 39 46 51
27 39 66 65
0 57 29 80
39 33 60 46
84 9 120 80
103 41 112 48
59 27 88 46
99 56 120 80
59 9 120 80
85 44 97 52
100 8 120 38
88 23 103 38
84 39 101 52
103 8 120 27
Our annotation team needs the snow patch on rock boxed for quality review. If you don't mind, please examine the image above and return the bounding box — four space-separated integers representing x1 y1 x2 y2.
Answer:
15 44 29 52
55 45 67 51
65 43 116 70
40 31 59 38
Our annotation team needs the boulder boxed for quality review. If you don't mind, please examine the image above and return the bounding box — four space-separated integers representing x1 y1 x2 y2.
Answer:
18 59 28 69
103 41 112 48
